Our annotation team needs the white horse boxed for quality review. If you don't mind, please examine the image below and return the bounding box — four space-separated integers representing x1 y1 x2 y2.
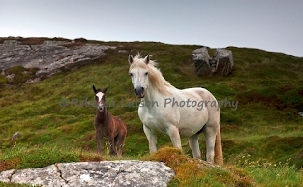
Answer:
128 54 223 165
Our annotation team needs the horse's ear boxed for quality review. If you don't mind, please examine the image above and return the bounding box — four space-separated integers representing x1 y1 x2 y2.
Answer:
128 55 134 65
93 85 97 93
103 87 108 93
144 55 150 64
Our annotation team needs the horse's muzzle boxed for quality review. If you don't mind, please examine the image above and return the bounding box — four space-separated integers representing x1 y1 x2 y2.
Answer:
134 86 144 98
98 105 104 112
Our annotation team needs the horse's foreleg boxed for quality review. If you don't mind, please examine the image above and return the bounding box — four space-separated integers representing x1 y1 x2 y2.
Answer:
167 125 182 150
143 124 157 154
189 134 201 159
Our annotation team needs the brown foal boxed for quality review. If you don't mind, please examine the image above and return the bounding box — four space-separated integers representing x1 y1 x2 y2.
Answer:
93 85 127 156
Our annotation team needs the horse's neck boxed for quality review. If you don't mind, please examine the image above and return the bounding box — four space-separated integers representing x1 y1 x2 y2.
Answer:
96 108 108 122
144 85 167 104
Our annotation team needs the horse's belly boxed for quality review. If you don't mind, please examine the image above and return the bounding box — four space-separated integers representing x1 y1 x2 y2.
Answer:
178 119 207 136
138 108 172 134
177 107 208 136
178 127 199 137
139 111 207 137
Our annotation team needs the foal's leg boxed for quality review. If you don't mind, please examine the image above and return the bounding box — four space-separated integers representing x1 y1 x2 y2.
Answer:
203 125 218 163
111 120 127 156
189 134 201 159
167 125 182 149
108 135 117 156
96 129 103 154
113 133 122 156
113 135 120 156
143 124 157 154
115 133 126 156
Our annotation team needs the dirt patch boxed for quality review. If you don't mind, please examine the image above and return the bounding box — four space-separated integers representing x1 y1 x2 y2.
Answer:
235 86 303 111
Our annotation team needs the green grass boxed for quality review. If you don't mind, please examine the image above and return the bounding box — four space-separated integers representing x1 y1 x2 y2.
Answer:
0 182 40 187
1 39 303 186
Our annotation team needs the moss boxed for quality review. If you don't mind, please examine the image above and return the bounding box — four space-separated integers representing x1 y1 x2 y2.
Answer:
144 147 254 187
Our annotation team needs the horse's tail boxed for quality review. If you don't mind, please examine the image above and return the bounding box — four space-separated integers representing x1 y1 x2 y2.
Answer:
214 127 223 166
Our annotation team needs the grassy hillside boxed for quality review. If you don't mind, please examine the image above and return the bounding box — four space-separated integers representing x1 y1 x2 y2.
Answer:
0 40 303 186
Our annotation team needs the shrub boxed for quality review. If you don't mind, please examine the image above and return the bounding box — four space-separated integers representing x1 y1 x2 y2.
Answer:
4 66 39 85
0 74 6 87
18 38 45 45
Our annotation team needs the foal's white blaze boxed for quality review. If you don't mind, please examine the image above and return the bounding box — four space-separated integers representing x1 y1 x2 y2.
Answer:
96 92 105 111
96 92 104 103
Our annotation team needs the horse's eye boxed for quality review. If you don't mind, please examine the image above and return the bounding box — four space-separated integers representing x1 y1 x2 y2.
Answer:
129 73 133 76
145 72 148 76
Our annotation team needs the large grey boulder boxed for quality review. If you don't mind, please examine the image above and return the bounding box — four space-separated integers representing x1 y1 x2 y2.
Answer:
211 48 234 76
192 47 212 76
192 47 234 76
0 161 175 187
0 38 115 83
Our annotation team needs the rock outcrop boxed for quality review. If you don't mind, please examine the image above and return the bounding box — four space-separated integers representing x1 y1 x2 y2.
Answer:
0 38 115 83
192 47 234 76
0 160 175 187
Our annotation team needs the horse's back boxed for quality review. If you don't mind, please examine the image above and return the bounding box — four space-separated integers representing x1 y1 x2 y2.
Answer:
110 114 127 134
180 87 220 123
181 87 216 99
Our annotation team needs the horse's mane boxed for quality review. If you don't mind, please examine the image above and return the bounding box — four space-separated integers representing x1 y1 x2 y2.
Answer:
130 54 173 95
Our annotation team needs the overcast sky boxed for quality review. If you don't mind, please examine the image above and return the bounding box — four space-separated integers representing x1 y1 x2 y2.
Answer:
1 0 302 57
